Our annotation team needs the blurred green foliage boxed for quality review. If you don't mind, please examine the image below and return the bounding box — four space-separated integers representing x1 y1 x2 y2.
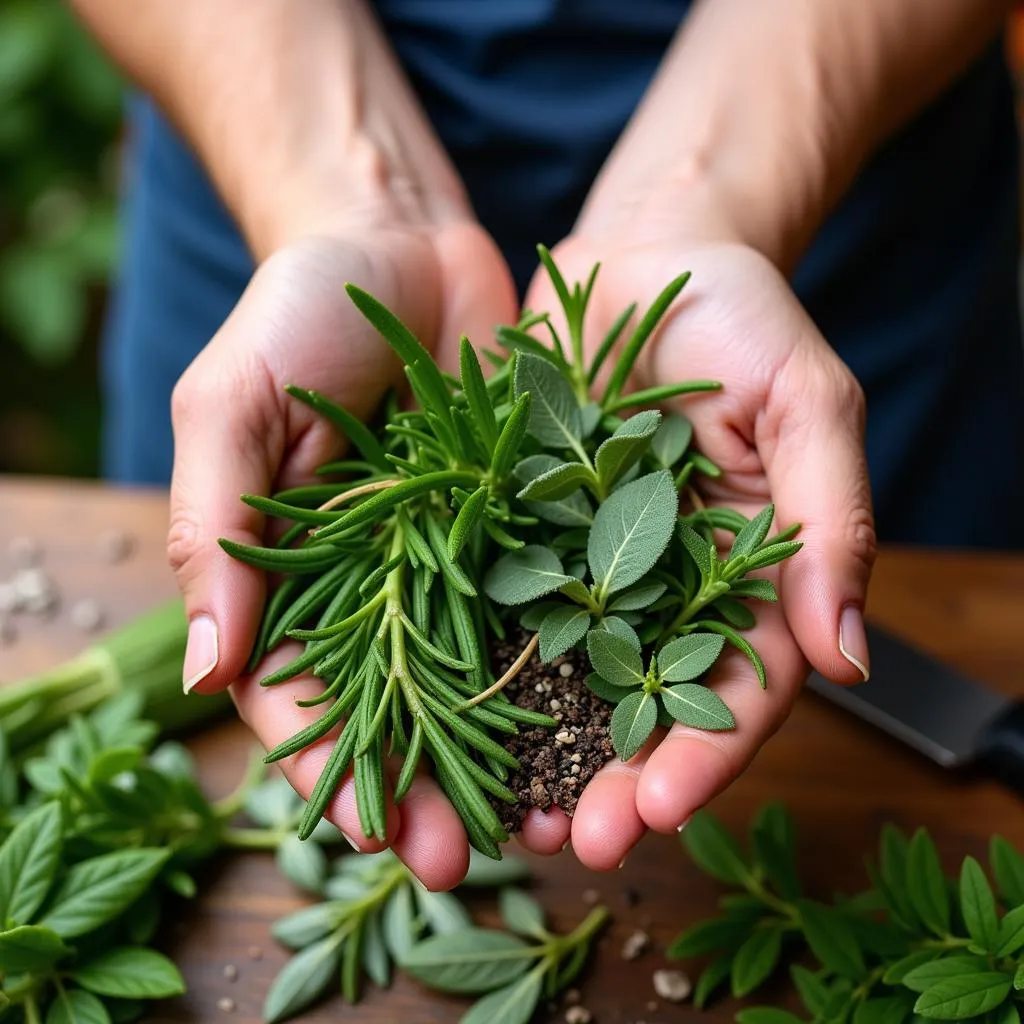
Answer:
0 0 123 365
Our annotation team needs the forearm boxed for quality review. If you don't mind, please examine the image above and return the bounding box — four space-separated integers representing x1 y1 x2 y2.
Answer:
578 0 1012 271
69 0 469 258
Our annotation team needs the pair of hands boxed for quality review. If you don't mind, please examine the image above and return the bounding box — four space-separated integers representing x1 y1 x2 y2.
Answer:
170 215 876 891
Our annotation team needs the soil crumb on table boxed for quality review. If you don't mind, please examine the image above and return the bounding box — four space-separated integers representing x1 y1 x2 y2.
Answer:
488 628 614 833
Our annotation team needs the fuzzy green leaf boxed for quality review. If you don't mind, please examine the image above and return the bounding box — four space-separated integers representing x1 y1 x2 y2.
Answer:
414 887 473 935
45 989 111 1024
697 621 767 689
276 835 329 896
0 800 63 925
745 540 803 572
960 856 999 952
594 410 661 489
399 928 532 993
907 829 950 938
382 885 417 963
584 673 636 703
589 470 678 597
660 684 734 730
679 522 714 576
586 629 645 687
729 505 775 559
797 900 865 979
70 948 186 999
610 691 657 761
460 967 544 1024
484 546 575 605
272 903 345 950
513 351 582 450
0 925 70 974
658 633 726 682
499 888 547 939
713 596 757 630
912 973 1011 1020
607 580 667 611
538 607 591 662
263 934 343 1023
596 616 642 651
731 926 783 997
729 579 779 603
651 414 693 467
517 462 592 501
682 811 754 887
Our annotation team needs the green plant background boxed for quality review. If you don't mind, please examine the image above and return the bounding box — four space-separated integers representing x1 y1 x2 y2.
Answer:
0 0 122 477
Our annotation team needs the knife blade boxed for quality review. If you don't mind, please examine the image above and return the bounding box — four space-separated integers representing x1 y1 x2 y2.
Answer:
804 621 1024 790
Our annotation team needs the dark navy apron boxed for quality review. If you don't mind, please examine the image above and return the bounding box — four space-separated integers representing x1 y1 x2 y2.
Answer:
99 1 1024 548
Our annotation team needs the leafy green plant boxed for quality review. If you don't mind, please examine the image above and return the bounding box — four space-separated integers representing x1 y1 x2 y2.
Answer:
669 803 1024 1024
263 847 532 1022
223 246 801 858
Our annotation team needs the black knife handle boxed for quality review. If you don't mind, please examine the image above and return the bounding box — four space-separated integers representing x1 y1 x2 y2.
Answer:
978 700 1024 793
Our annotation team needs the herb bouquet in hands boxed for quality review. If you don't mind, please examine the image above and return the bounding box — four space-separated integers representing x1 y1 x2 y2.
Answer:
223 247 803 858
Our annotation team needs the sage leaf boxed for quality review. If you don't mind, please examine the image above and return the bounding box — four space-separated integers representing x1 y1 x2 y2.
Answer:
0 924 70 974
460 967 544 1024
414 886 473 935
594 410 661 489
679 522 714 576
362 909 390 988
797 900 864 979
901 957 993 993
589 471 678 596
45 989 111 1024
595 616 642 651
587 629 644 687
912 972 1011 1020
538 607 590 662
39 848 171 939
729 579 778 603
585 673 635 704
729 505 775 559
0 799 63 924
263 934 343 1024
882 950 944 985
382 885 417 962
731 926 783 997
461 850 531 888
960 856 999 951
513 352 582 449
651 413 693 467
698 621 767 689
607 580 667 612
610 691 657 761
277 835 328 895
990 836 1024 905
997 904 1024 956
661 684 734 730
272 902 344 949
745 540 803 572
682 811 754 887
69 948 186 998
484 546 574 605
399 928 533 993
499 888 547 939
907 828 950 938
853 995 915 1024
713 596 757 630
658 633 726 682
517 462 591 501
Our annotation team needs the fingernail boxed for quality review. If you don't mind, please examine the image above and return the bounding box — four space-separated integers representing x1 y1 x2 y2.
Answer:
677 816 692 833
183 615 219 693
340 830 360 852
839 605 870 682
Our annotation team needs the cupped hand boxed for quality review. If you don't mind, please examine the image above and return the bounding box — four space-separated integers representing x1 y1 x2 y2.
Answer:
511 235 877 869
168 221 518 889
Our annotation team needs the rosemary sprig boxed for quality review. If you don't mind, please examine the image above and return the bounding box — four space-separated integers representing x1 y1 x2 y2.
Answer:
224 246 802 856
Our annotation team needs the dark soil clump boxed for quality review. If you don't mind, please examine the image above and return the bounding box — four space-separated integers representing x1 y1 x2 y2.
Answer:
488 628 615 833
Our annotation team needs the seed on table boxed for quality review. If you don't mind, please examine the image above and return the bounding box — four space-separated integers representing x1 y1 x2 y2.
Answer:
653 969 692 1002
71 598 104 633
621 929 650 960
217 997 236 1012
8 536 41 567
222 964 238 982
97 528 135 563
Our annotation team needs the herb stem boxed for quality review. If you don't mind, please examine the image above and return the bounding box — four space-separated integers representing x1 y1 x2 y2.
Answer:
457 633 539 710
212 746 267 821
554 904 610 955
659 581 730 644
24 994 41 1024
221 826 289 851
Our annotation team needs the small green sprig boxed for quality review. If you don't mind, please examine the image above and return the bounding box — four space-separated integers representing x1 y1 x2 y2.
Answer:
224 244 801 853
263 847 534 1022
669 803 1024 1024
401 886 608 1024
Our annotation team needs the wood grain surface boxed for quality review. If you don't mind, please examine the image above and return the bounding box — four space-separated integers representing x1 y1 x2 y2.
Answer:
3 475 1024 1024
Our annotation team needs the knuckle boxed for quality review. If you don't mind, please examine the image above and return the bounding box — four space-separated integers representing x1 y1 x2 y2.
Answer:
166 510 204 579
845 502 878 571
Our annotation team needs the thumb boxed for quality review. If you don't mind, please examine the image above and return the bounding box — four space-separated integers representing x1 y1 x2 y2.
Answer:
760 353 877 685
168 354 280 695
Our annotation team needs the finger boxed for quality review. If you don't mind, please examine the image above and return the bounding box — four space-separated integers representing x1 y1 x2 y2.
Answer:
636 601 805 832
568 731 662 871
517 807 572 856
390 774 470 891
229 644 397 851
758 344 877 684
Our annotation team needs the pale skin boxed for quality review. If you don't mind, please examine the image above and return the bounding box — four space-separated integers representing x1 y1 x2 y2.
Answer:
71 0 1012 888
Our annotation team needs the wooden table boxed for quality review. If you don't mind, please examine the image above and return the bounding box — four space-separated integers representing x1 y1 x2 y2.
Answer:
3 475 1024 1024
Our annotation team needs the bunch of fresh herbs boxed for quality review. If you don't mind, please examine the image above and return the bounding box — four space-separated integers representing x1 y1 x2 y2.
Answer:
264 844 606 1024
224 246 801 857
669 803 1024 1024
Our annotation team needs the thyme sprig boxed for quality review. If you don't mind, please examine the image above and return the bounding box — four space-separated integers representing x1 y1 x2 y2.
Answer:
224 246 802 857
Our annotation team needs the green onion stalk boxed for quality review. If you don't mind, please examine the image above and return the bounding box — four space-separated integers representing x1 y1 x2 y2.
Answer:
0 598 231 753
